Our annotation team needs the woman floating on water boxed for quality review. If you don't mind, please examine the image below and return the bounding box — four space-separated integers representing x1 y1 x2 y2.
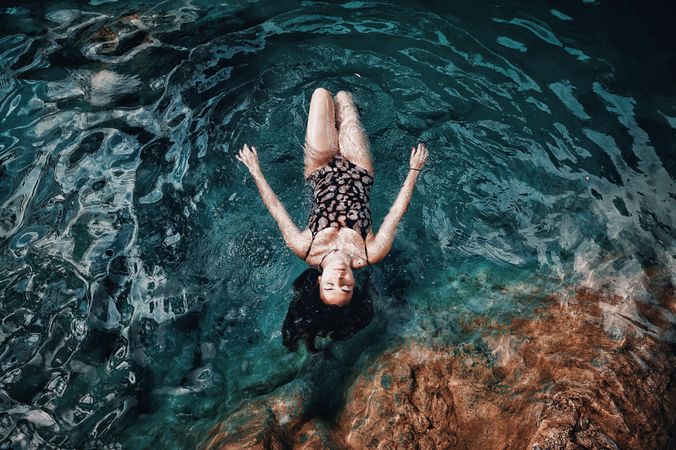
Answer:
237 88 428 306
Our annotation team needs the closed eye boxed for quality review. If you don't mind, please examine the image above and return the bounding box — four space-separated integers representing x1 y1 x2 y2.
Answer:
326 283 351 293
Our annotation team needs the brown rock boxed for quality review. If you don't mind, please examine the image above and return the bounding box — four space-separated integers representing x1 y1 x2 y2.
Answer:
200 377 317 450
333 289 676 449
199 289 675 449
293 418 340 450
201 401 285 450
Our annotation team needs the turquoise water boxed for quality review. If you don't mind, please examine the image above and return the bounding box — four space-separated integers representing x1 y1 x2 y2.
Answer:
0 0 674 448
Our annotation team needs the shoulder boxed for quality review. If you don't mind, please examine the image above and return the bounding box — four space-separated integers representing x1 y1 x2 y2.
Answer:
289 228 313 259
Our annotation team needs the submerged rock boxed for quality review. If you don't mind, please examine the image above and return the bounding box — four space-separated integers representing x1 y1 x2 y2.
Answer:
202 401 285 450
293 418 339 450
201 377 315 450
201 289 675 449
335 289 675 449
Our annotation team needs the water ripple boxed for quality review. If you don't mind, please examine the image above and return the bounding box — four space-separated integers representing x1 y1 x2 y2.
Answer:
0 1 674 448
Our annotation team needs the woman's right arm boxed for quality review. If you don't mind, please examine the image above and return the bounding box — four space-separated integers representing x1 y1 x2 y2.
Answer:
367 143 428 264
236 144 311 259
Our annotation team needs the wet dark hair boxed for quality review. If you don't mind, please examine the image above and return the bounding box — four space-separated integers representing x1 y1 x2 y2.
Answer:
282 268 374 353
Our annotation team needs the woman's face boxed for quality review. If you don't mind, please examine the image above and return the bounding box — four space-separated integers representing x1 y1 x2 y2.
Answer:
318 261 354 306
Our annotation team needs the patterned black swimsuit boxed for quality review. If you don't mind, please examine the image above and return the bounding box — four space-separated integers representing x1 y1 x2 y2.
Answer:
303 154 375 264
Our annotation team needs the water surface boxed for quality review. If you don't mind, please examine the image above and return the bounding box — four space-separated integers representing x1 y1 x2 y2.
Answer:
0 1 674 448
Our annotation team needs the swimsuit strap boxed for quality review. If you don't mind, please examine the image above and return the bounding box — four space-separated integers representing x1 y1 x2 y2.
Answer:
303 226 370 267
303 233 316 261
318 249 337 267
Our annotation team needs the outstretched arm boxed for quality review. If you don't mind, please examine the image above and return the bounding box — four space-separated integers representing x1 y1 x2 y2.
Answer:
367 142 429 264
236 144 310 258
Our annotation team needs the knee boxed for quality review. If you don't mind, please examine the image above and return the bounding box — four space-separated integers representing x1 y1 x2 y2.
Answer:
312 87 332 99
335 90 352 104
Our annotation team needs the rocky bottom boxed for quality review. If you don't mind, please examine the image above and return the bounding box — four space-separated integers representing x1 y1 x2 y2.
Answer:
199 288 676 449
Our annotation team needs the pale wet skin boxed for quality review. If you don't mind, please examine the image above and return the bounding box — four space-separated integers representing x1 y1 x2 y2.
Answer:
318 252 356 306
0 1 674 448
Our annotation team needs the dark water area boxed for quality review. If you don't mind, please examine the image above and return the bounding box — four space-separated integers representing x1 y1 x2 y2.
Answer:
0 0 674 448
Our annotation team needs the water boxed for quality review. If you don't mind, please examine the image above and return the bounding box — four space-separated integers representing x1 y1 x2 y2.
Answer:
0 1 674 448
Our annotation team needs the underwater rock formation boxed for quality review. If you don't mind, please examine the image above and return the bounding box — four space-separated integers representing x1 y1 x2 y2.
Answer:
202 401 285 450
202 289 675 449
202 378 313 449
335 290 675 449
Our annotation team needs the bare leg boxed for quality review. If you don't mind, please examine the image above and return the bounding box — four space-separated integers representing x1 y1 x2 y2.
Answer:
334 90 374 175
304 88 339 179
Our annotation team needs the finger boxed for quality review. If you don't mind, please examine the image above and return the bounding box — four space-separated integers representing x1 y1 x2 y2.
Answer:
252 145 257 154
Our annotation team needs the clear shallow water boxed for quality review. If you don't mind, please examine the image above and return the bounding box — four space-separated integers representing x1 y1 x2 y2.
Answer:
0 0 674 448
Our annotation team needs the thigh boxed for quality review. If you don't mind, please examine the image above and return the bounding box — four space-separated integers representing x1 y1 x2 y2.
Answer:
335 91 374 175
304 88 339 179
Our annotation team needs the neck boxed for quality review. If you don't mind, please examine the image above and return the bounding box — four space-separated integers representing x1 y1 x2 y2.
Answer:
321 249 352 269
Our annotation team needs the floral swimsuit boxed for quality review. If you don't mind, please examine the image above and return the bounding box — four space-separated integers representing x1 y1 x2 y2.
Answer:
303 154 374 263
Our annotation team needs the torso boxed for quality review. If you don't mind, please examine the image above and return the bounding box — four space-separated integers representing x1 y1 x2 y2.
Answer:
303 154 375 269
303 226 372 269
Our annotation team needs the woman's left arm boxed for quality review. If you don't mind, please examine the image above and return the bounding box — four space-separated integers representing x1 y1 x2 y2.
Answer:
367 142 428 264
236 144 310 258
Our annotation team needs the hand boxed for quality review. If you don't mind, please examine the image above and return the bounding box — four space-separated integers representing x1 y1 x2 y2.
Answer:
235 143 261 176
409 142 428 170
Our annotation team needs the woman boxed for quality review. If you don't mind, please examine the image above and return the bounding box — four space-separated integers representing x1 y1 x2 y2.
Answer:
236 88 428 307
